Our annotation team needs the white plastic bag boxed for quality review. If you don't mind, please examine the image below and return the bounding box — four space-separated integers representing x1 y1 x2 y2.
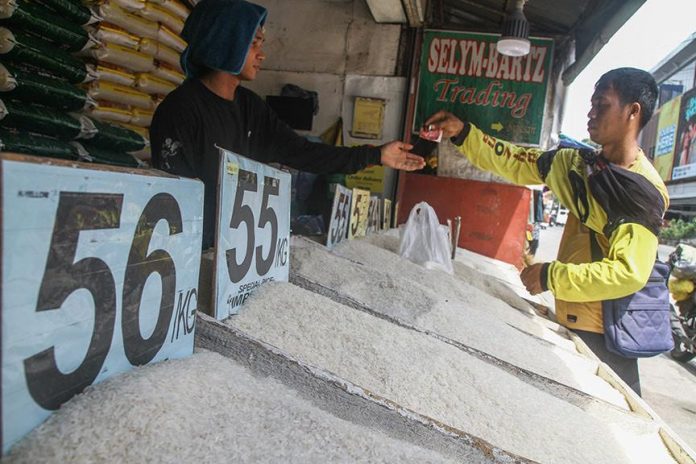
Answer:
399 202 453 274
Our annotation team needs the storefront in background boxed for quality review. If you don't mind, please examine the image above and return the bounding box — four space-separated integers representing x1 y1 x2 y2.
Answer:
642 34 696 217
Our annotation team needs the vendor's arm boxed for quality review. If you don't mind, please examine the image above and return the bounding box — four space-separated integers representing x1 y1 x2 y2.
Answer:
541 223 657 302
426 110 545 185
259 98 424 173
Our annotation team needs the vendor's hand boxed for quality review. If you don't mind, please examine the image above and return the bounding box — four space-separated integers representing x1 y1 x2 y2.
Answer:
520 262 546 295
380 141 425 171
424 111 465 139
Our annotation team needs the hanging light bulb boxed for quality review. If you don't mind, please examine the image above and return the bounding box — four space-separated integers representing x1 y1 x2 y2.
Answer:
496 0 530 57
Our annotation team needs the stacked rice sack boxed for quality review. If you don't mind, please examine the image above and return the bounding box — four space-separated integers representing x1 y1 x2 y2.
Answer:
0 0 189 166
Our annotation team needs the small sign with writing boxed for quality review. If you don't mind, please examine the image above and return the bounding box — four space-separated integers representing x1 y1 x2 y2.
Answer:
348 188 370 239
327 184 352 248
383 199 392 230
366 195 381 234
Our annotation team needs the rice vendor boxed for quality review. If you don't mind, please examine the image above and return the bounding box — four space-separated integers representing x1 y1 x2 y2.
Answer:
150 0 424 250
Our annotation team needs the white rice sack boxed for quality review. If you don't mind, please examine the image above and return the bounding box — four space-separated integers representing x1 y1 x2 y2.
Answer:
138 3 183 34
98 1 158 39
157 23 185 52
85 80 154 109
110 0 145 12
148 0 189 20
138 38 181 70
88 23 140 49
94 64 136 86
88 102 133 123
5 351 458 464
129 107 153 126
88 42 155 72
151 63 184 84
119 122 150 141
134 72 176 95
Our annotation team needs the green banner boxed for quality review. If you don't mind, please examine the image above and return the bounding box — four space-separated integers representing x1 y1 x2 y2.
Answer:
414 30 554 145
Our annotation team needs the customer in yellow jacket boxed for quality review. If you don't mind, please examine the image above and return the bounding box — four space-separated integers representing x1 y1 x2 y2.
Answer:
425 68 667 395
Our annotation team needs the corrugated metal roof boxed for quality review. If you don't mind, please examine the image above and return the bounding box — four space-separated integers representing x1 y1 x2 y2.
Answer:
435 0 587 34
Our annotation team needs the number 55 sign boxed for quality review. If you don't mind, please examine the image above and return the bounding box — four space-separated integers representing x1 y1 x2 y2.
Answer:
1 155 203 453
214 149 291 320
326 184 351 248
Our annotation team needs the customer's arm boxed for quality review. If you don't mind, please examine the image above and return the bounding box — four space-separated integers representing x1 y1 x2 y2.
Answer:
427 111 547 186
542 223 657 302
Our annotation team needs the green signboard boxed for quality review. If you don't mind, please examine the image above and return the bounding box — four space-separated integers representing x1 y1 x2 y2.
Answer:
414 30 554 146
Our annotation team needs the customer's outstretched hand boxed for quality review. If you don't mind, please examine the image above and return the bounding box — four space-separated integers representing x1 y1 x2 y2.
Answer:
380 141 425 171
520 262 546 295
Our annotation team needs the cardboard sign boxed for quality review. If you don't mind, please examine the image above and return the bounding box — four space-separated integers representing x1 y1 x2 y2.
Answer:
366 195 381 234
326 184 352 248
1 155 203 453
383 199 392 230
394 201 400 228
348 188 370 239
215 149 291 319
345 165 386 194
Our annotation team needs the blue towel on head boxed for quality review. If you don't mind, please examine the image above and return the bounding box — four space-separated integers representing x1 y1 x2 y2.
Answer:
180 0 267 78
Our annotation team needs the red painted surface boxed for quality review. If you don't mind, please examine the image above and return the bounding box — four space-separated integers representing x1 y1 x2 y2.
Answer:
396 173 530 269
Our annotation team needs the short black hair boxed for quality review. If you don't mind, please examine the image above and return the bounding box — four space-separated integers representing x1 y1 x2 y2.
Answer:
595 67 658 129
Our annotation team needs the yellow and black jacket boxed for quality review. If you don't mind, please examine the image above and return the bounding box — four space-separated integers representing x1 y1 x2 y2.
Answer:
453 123 669 333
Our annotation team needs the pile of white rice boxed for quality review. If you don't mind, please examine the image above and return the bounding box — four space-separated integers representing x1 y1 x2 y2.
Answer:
291 239 624 405
5 351 459 464
359 233 535 313
331 236 566 345
228 282 674 464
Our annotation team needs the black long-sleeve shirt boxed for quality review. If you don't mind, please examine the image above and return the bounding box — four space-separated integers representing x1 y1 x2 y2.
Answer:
150 79 381 249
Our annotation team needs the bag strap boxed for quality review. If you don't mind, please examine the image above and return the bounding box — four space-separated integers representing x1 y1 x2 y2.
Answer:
589 229 603 262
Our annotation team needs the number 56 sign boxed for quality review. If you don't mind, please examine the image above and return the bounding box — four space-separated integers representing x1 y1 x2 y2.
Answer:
214 149 291 320
1 155 204 453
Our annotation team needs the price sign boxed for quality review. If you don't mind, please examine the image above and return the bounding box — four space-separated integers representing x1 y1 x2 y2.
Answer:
348 188 369 239
366 195 381 234
1 155 203 453
383 199 392 230
215 149 291 320
326 184 352 248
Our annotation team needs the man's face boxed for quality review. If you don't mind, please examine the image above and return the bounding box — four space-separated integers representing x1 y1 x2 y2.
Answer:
586 84 634 145
239 28 266 81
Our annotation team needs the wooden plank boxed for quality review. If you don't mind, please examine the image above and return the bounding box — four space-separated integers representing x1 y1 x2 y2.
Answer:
0 152 173 178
